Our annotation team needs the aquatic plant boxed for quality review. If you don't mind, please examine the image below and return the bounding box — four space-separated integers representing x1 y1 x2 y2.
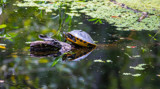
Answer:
123 73 141 77
0 24 6 29
0 0 7 4
15 0 160 31
116 0 160 15
130 64 146 70
70 0 160 31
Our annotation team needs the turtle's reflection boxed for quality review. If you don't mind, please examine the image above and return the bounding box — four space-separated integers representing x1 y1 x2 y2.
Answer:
62 47 95 61
30 46 95 61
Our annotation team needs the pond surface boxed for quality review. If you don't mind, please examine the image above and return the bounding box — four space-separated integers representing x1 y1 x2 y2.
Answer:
1 1 160 89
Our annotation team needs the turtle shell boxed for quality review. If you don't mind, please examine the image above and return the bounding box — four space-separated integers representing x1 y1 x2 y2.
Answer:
65 30 96 47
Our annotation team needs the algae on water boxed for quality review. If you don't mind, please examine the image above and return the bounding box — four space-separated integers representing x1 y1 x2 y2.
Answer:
15 0 160 31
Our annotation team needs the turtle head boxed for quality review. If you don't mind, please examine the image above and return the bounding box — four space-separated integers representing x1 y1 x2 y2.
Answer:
39 34 55 41
39 34 48 40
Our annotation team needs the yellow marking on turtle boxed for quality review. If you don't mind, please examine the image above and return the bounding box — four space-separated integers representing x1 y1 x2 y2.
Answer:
66 33 96 47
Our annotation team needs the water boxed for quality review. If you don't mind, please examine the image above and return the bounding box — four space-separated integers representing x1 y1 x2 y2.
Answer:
1 1 160 89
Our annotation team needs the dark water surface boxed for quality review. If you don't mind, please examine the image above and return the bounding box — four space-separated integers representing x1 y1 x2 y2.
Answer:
1 1 160 89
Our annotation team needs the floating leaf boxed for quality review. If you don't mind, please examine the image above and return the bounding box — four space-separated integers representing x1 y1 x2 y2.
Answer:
123 73 141 77
25 42 32 44
130 64 146 70
0 43 6 49
0 24 7 29
0 45 6 49
94 59 105 63
106 60 113 63
132 74 141 77
157 74 160 77
123 73 131 75
0 80 4 83
0 43 6 46
39 58 49 63
132 55 141 58
126 46 137 48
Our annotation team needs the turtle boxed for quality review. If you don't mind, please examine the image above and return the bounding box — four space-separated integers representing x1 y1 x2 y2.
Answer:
64 30 96 47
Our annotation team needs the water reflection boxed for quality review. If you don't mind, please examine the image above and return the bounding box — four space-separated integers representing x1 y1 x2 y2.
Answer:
62 47 95 61
1 1 160 89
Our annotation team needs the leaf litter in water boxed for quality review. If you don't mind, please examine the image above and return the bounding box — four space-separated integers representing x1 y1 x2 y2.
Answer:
126 46 137 48
0 24 7 29
123 73 141 77
0 45 6 49
39 58 49 63
94 59 105 63
0 44 6 49
106 60 113 63
130 64 147 70
94 59 113 63
124 53 141 58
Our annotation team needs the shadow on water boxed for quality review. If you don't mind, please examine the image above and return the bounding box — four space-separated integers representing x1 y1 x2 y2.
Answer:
1 1 160 89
